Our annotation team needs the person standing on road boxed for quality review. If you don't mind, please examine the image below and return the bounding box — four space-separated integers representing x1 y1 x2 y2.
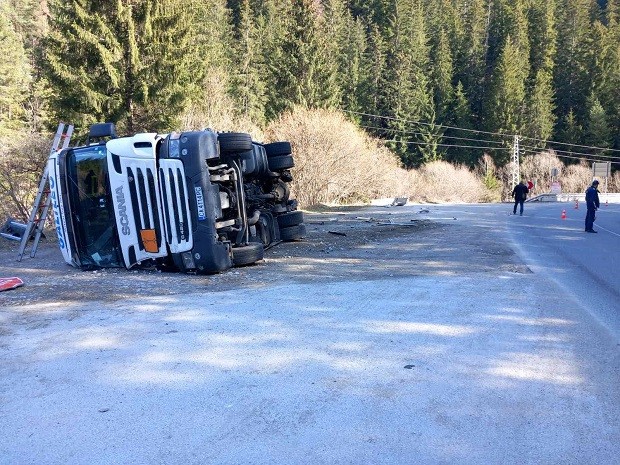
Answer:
585 179 600 233
511 180 529 216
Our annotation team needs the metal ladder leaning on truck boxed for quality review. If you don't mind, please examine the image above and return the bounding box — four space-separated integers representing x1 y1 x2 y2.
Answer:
47 122 305 273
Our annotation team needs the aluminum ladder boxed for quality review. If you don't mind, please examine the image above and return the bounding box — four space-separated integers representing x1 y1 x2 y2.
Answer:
17 122 74 261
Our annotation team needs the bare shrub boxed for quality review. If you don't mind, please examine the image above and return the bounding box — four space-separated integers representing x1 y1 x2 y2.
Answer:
519 150 561 196
610 171 620 192
474 154 502 202
520 150 598 194
412 161 488 203
562 162 593 193
179 68 264 140
265 107 403 206
0 132 51 222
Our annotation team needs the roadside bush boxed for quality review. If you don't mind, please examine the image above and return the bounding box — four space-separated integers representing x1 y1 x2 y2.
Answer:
520 151 560 194
179 69 264 140
265 107 403 206
474 154 502 202
410 161 490 203
562 162 594 193
0 132 50 222
520 150 597 195
265 108 495 207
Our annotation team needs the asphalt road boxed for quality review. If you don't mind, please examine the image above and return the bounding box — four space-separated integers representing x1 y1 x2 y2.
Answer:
1 202 619 465
426 201 620 337
510 201 620 338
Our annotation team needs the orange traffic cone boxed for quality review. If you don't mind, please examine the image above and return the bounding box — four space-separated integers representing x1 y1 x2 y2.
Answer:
561 209 567 220
574 199 579 209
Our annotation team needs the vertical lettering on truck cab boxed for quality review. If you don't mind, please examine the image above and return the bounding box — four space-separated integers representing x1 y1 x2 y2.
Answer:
48 175 66 250
115 185 131 235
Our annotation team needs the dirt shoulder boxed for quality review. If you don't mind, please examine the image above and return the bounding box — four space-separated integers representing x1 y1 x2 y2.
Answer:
0 205 525 307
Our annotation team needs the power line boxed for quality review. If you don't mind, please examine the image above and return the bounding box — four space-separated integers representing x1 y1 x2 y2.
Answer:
358 124 507 146
516 148 620 165
343 108 620 159
520 143 620 162
344 109 518 139
381 138 511 151
520 134 620 154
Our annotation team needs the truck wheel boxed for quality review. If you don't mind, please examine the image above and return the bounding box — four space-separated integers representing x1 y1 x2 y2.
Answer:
268 155 294 171
277 211 304 228
279 223 306 241
232 243 264 266
264 142 291 157
219 132 252 153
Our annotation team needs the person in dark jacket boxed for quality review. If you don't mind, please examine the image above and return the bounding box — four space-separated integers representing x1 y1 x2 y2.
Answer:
511 181 529 215
585 180 600 233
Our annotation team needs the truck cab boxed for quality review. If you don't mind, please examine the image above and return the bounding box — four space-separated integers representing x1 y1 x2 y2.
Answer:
48 123 304 273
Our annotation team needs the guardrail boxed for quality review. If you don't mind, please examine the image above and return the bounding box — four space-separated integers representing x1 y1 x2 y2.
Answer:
527 193 620 203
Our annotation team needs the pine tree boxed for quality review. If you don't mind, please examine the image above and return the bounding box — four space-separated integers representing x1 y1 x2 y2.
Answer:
163 1 236 131
598 0 620 148
358 24 387 124
383 0 434 167
230 0 267 124
558 109 583 153
524 68 556 145
454 0 490 124
585 95 612 150
445 81 478 166
324 0 367 114
430 27 455 121
527 0 557 75
0 3 31 134
554 0 593 138
44 0 220 133
253 0 289 120
484 35 527 165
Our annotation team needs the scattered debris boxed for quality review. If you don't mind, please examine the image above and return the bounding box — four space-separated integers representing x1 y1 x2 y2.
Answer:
390 197 408 207
0 218 28 242
377 221 423 226
0 277 24 292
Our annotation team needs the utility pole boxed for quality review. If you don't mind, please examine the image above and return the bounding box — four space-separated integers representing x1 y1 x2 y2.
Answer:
511 135 520 188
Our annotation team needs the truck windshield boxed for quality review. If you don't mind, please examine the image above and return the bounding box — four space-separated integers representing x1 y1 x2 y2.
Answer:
66 146 124 268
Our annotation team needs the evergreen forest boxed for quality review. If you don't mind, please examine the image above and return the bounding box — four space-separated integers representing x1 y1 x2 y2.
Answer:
2 0 620 172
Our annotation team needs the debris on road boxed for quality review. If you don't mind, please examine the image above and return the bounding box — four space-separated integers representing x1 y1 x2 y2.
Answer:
0 277 24 292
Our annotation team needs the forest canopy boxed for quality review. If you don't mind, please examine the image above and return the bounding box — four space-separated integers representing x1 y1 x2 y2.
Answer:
1 0 620 171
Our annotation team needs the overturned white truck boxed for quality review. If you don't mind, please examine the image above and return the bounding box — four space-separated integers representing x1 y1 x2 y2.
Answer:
48 123 305 273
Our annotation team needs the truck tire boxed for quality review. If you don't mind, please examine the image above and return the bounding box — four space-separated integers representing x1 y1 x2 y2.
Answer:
264 142 291 158
268 155 294 171
279 223 306 241
218 132 252 153
232 243 264 266
277 211 304 228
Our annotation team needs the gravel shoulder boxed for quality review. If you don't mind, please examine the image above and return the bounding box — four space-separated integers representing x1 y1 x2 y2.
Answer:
0 205 526 309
